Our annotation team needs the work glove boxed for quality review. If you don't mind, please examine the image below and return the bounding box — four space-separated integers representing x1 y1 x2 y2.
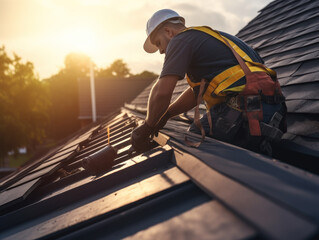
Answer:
153 111 171 137
130 121 154 152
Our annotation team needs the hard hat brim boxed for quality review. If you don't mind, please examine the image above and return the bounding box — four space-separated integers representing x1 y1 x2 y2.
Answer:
143 35 158 53
143 11 185 53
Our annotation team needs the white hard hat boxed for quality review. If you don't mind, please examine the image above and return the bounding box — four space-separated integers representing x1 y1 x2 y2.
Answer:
143 9 185 53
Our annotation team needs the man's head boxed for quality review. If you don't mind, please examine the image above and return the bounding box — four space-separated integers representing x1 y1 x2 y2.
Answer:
144 9 185 54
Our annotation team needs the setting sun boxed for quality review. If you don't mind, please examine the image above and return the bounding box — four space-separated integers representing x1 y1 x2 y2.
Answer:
59 27 97 55
1 0 272 79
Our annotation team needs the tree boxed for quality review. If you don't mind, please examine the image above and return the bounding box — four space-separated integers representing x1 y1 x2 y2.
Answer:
64 52 91 74
44 56 157 141
0 46 49 164
44 52 92 140
110 59 131 77
97 59 131 78
133 70 158 79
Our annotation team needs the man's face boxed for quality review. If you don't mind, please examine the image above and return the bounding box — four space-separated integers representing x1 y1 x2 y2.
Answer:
150 28 171 54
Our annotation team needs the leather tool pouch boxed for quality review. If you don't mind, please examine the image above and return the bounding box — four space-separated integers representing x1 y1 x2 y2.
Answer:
212 103 243 142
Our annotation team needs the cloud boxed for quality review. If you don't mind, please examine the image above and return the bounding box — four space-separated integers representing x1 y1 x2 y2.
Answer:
173 3 227 31
166 0 272 34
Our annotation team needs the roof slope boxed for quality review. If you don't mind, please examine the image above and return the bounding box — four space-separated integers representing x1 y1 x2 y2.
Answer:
236 0 319 160
0 109 319 239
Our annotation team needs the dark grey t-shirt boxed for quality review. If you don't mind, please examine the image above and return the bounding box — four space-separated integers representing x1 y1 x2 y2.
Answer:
160 28 263 87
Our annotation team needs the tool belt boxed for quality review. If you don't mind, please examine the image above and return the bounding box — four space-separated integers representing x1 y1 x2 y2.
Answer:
184 27 285 147
226 94 285 141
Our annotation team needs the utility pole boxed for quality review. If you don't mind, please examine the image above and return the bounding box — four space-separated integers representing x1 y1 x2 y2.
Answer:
90 62 97 122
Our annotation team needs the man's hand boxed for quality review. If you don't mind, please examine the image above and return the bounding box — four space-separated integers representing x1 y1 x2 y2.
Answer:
130 122 154 152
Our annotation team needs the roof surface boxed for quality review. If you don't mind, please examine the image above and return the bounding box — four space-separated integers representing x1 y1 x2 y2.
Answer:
0 108 319 239
236 0 319 161
1 0 319 239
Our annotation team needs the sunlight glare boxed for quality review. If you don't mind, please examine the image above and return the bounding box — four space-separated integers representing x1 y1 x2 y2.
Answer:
60 27 98 55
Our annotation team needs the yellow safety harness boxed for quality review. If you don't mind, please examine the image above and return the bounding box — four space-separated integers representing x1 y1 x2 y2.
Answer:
183 26 283 147
184 26 276 110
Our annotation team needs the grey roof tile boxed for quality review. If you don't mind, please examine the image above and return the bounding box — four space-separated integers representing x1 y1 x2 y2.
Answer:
286 99 319 113
282 82 319 100
237 0 319 159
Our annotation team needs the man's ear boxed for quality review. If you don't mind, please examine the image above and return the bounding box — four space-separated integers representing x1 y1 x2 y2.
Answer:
163 27 174 38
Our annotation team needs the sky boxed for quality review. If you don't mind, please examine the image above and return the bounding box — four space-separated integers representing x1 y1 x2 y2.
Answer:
0 0 273 79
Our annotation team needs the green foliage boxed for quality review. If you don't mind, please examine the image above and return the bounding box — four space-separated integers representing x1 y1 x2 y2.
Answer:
0 46 49 159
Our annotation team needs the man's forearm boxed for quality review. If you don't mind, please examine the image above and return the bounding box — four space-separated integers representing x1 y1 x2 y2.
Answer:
167 87 197 117
145 81 172 127
145 76 178 127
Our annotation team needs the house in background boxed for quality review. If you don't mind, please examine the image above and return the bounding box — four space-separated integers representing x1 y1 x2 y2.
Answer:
0 0 319 239
78 75 155 127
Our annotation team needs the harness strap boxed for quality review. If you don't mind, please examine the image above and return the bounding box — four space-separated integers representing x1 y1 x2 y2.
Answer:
184 27 284 145
211 64 266 95
186 27 276 78
185 79 211 147
260 93 285 104
186 26 253 62
215 31 251 76
207 107 213 136
186 27 276 111
215 32 264 136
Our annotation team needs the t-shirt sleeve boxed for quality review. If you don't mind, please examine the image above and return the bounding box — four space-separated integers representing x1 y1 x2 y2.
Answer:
160 37 193 80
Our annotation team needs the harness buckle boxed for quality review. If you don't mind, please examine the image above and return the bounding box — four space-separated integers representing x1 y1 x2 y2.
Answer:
225 95 242 111
246 95 261 112
269 112 282 128
260 112 284 142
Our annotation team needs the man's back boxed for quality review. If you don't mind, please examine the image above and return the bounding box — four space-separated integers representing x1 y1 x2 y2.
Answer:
160 28 263 85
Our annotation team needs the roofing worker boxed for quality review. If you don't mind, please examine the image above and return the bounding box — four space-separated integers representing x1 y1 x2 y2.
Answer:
130 9 286 156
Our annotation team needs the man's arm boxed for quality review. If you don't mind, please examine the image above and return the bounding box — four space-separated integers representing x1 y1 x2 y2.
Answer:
150 86 197 135
166 86 197 117
130 77 197 152
129 75 178 153
145 75 179 127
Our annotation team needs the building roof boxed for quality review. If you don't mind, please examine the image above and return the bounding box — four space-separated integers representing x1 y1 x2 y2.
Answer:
236 0 319 161
1 0 319 239
1 109 318 239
